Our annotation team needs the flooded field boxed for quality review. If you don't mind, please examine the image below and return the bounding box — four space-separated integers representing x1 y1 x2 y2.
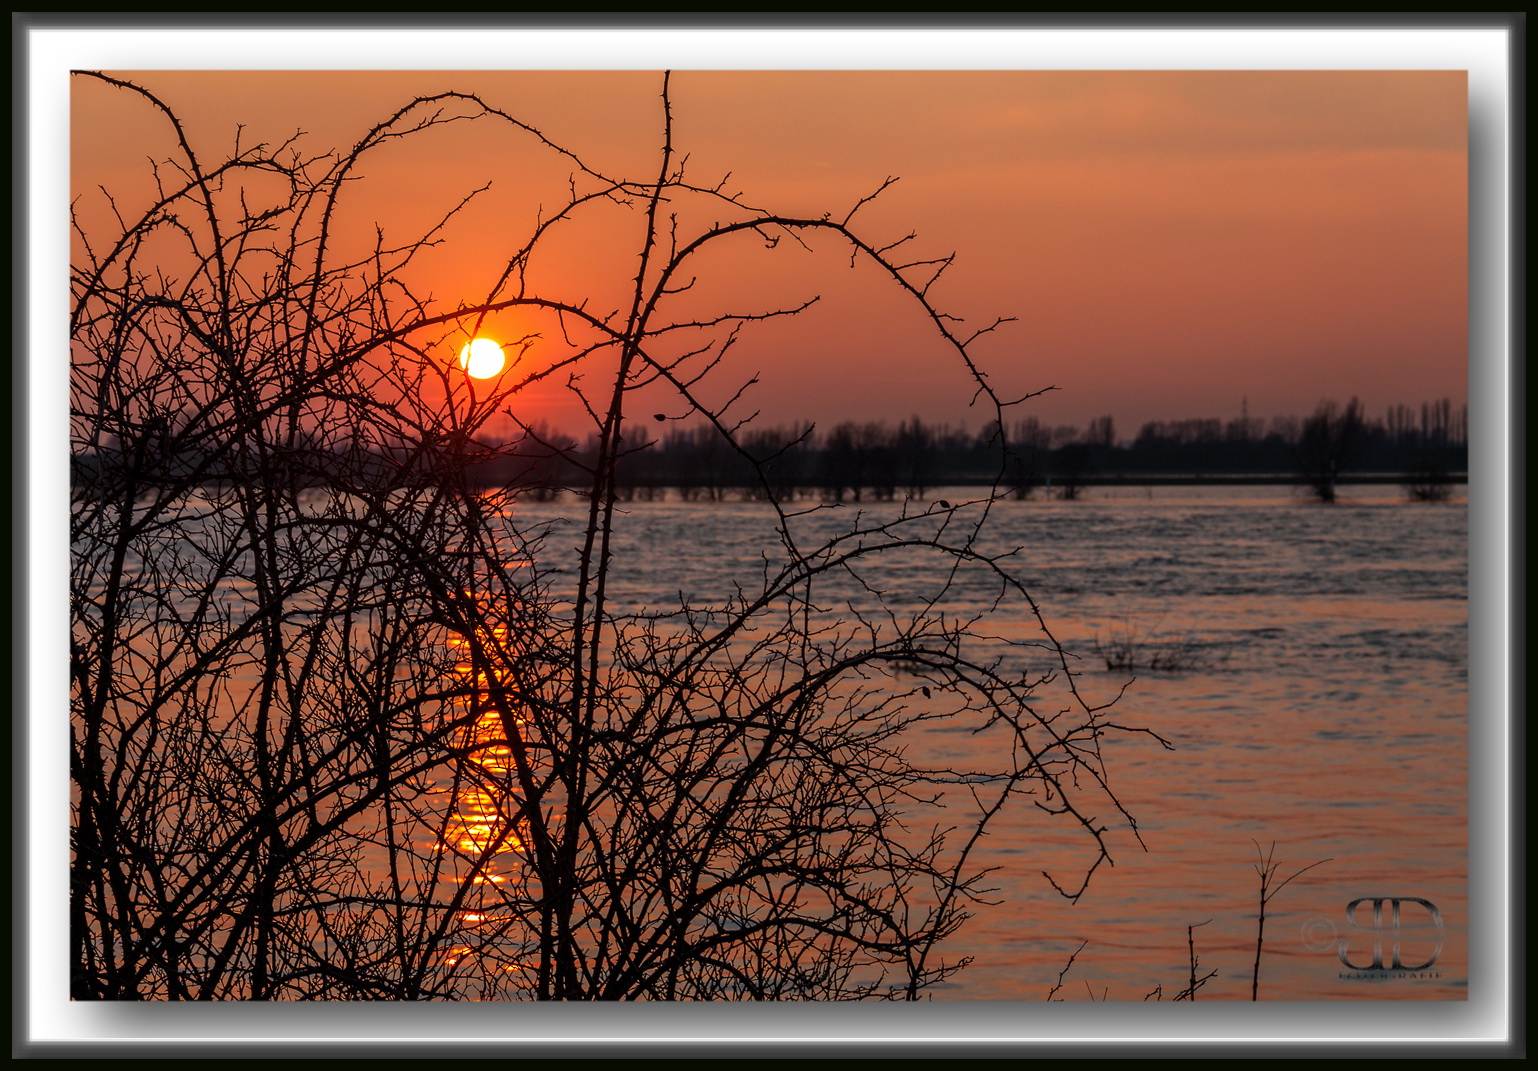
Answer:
516 484 1468 1000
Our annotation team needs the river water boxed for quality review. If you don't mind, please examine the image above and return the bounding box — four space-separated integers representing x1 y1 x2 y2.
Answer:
515 483 1468 1001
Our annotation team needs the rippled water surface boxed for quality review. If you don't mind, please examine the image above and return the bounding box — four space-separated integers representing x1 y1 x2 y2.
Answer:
518 484 1468 1001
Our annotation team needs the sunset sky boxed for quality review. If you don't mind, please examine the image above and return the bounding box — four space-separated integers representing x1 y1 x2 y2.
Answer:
71 69 1468 437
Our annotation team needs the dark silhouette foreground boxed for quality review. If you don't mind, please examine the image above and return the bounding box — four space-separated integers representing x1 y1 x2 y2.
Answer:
70 72 1166 1000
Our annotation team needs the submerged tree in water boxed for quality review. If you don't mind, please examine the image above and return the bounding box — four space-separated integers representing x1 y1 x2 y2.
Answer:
70 71 1165 999
1296 397 1365 503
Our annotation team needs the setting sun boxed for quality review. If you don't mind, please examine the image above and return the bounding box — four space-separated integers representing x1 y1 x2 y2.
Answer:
458 337 506 380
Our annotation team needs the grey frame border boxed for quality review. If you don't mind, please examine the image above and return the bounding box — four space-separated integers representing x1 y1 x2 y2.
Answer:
14 12 1525 1060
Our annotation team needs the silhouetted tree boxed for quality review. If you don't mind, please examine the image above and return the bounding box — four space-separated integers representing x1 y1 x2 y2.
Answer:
894 415 936 498
741 422 813 501
1086 414 1116 449
71 71 1160 1001
1053 442 1092 500
1296 397 1365 503
1003 417 1050 500
820 421 894 502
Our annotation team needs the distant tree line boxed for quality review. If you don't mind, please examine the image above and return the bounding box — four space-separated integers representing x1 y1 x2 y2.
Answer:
72 398 1468 503
478 397 1468 501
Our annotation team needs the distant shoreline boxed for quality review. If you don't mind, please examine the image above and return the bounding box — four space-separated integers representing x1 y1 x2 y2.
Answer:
68 471 1469 492
973 472 1468 488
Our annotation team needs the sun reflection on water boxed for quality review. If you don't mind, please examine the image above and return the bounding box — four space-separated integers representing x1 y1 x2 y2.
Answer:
436 622 528 975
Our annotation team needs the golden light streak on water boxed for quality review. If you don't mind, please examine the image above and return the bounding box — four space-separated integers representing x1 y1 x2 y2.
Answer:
436 613 530 975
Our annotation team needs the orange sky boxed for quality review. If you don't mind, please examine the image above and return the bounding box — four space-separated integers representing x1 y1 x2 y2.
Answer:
71 69 1467 437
